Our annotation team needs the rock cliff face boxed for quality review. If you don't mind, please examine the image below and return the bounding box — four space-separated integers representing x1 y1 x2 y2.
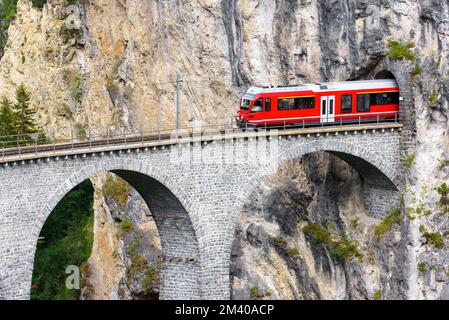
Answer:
231 153 406 300
1 0 448 299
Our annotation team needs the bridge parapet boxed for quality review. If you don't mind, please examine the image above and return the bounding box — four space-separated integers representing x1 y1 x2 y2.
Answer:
0 123 402 165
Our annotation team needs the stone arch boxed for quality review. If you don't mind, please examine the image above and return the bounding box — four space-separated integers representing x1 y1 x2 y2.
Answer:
359 60 415 141
226 140 400 264
346 60 414 150
30 158 201 300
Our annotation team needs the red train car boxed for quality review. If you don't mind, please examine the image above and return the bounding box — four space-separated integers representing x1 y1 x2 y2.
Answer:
235 79 400 128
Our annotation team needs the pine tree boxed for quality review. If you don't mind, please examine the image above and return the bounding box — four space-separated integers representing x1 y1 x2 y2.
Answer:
12 84 37 136
0 97 16 146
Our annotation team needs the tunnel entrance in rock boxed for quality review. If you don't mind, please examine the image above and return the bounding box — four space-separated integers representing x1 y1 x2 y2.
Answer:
374 70 396 80
31 169 200 300
230 150 400 300
348 65 397 83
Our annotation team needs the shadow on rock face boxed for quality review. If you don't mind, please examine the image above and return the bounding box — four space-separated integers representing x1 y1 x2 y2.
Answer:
230 152 402 300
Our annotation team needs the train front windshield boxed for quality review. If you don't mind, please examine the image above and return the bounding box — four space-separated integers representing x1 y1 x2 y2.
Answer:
240 93 255 110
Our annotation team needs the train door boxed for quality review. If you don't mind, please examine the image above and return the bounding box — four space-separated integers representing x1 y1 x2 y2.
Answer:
248 98 264 124
320 95 335 123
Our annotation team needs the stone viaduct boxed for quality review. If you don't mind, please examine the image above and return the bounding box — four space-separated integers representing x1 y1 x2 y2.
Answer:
0 122 404 300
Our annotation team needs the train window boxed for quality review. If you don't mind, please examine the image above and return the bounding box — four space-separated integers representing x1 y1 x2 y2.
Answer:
278 97 315 111
392 92 400 104
251 98 263 113
357 94 370 112
370 92 400 105
341 95 352 113
278 98 294 110
241 99 251 110
265 98 271 112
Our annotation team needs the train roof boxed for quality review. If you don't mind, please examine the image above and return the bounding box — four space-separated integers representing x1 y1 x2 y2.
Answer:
245 79 399 96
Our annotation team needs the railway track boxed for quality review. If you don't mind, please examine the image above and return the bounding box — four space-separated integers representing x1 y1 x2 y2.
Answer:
1 132 176 158
0 121 402 162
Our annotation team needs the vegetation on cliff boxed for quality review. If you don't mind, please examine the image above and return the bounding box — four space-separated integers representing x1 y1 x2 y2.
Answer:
0 84 46 146
387 40 416 61
31 0 48 9
103 174 131 208
375 208 402 239
302 223 363 262
0 0 17 56
31 180 94 300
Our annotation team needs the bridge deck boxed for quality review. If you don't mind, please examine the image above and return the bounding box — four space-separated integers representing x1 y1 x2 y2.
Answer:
0 123 402 164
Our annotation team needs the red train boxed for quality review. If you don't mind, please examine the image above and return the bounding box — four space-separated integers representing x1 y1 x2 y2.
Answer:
235 79 400 128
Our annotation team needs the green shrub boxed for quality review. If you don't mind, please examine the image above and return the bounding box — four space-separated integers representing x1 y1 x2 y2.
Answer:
405 153 415 169
418 262 426 273
287 247 299 257
141 265 156 291
63 69 83 103
410 65 422 78
74 123 86 140
329 233 363 262
303 223 332 244
126 232 143 258
387 40 416 61
272 237 287 247
119 219 133 235
412 202 432 217
373 289 382 300
351 218 359 229
73 74 82 103
437 183 449 207
128 255 148 279
375 208 401 238
250 287 264 299
419 225 444 249
428 91 439 108
103 174 131 208
303 223 362 262
59 24 82 40
123 232 160 296
325 221 336 230
57 103 73 119
423 232 444 249
32 0 48 8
